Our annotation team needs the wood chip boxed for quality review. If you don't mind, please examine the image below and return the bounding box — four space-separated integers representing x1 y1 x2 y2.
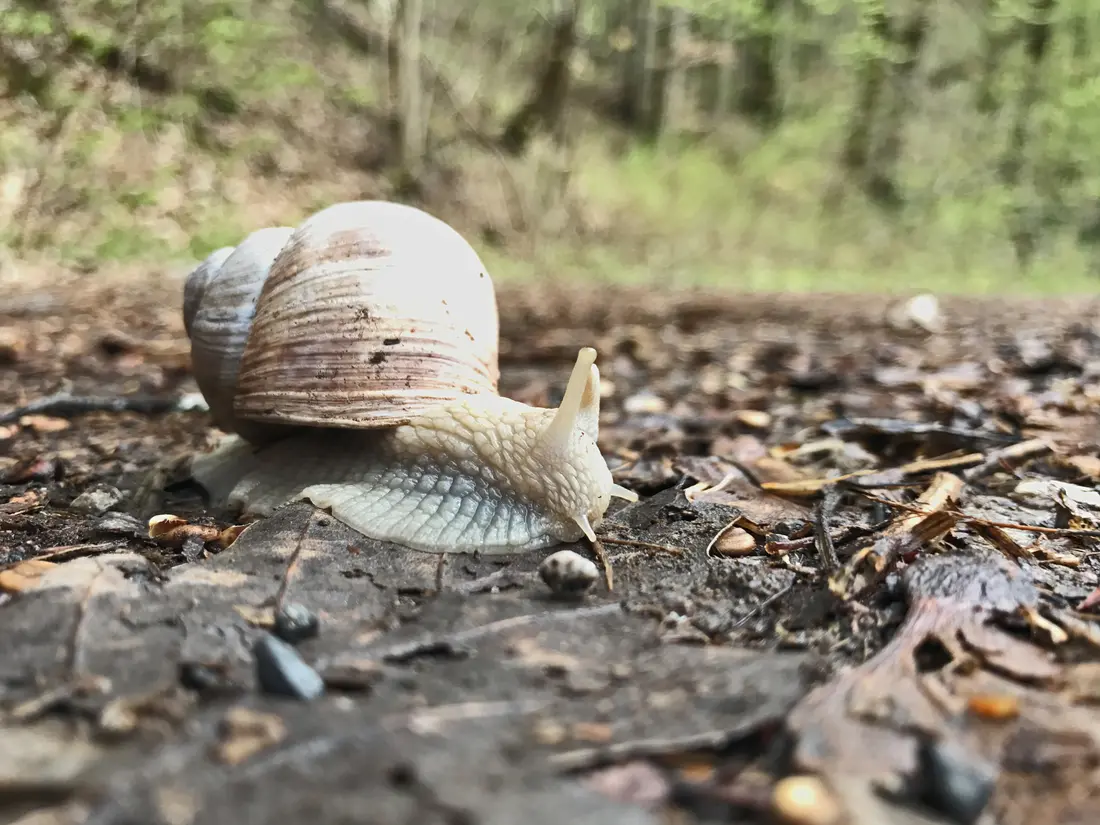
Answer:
212 706 287 765
0 559 58 593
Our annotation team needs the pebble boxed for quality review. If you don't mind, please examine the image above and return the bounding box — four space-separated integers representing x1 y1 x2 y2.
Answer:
253 634 325 700
174 392 210 412
94 512 146 538
69 485 126 515
887 292 945 333
273 603 320 644
771 775 841 825
913 736 996 825
734 409 772 429
538 550 599 595
623 390 667 415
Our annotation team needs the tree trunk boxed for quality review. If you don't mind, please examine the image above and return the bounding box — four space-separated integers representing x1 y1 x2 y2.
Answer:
975 0 1015 113
1000 0 1056 267
386 0 402 128
1070 4 1089 59
839 10 889 180
736 0 781 126
712 19 735 123
789 0 824 82
661 3 688 132
500 0 582 156
866 0 931 209
395 0 425 182
629 0 658 136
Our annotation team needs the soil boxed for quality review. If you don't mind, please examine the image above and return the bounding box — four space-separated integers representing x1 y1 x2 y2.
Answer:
2 267 1100 825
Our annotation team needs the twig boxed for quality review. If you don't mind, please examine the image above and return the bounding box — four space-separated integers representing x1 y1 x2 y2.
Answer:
762 535 815 555
0 542 118 569
733 583 794 629
831 472 965 598
598 536 684 555
814 487 842 571
273 514 312 610
858 492 1100 538
434 553 446 593
968 518 1100 539
364 602 623 663
963 437 1052 483
0 392 182 424
398 699 550 735
449 567 531 594
591 538 614 591
547 729 750 771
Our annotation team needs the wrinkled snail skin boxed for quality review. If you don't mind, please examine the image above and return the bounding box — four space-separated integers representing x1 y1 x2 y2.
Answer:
184 200 637 554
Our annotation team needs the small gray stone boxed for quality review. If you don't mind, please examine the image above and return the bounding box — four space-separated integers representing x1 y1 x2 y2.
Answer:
174 392 209 412
274 603 320 644
254 634 325 700
70 485 126 515
914 736 996 825
93 512 145 538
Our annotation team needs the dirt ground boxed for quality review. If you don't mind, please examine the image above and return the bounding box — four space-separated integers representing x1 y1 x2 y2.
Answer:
2 266 1100 825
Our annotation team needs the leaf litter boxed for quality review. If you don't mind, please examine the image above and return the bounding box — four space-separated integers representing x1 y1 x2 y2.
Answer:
1 271 1100 824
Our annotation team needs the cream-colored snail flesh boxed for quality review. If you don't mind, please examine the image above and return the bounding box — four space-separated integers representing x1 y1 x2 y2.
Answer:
183 200 637 554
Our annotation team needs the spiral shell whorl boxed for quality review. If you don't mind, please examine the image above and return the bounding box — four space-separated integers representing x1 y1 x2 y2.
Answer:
187 226 295 438
183 246 234 338
232 200 501 430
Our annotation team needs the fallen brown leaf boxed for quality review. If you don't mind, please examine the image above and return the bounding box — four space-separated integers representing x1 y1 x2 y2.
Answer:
0 559 58 593
212 706 287 765
19 415 70 433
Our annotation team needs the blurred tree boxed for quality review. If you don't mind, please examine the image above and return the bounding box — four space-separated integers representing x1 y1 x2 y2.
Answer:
834 2 931 209
1002 0 1056 267
394 0 426 184
500 0 583 155
736 0 780 126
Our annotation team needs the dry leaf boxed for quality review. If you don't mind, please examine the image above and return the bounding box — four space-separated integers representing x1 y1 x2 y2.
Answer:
572 722 613 743
734 409 772 429
212 706 287 765
19 415 70 433
1061 454 1100 482
0 559 58 593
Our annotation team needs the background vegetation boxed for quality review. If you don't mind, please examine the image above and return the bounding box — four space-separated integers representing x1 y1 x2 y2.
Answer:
1 0 1098 293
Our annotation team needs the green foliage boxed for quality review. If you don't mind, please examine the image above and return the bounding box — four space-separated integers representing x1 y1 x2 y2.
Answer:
2 0 1100 293
0 8 56 38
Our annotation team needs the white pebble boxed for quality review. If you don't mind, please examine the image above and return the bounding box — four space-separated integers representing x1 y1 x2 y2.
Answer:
887 292 945 334
538 550 598 595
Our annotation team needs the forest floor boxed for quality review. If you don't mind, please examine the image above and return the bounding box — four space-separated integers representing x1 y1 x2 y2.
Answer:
2 267 1100 825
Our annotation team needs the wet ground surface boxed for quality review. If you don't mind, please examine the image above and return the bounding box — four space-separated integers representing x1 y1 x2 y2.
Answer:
2 269 1100 825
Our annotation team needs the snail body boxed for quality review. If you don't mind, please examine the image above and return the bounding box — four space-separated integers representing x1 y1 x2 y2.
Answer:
184 200 636 554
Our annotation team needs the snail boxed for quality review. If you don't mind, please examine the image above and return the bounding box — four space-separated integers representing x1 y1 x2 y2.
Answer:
183 199 638 555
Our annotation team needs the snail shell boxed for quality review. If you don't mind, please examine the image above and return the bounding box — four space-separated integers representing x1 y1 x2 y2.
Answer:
234 200 500 430
186 226 294 441
184 200 636 555
183 245 233 339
